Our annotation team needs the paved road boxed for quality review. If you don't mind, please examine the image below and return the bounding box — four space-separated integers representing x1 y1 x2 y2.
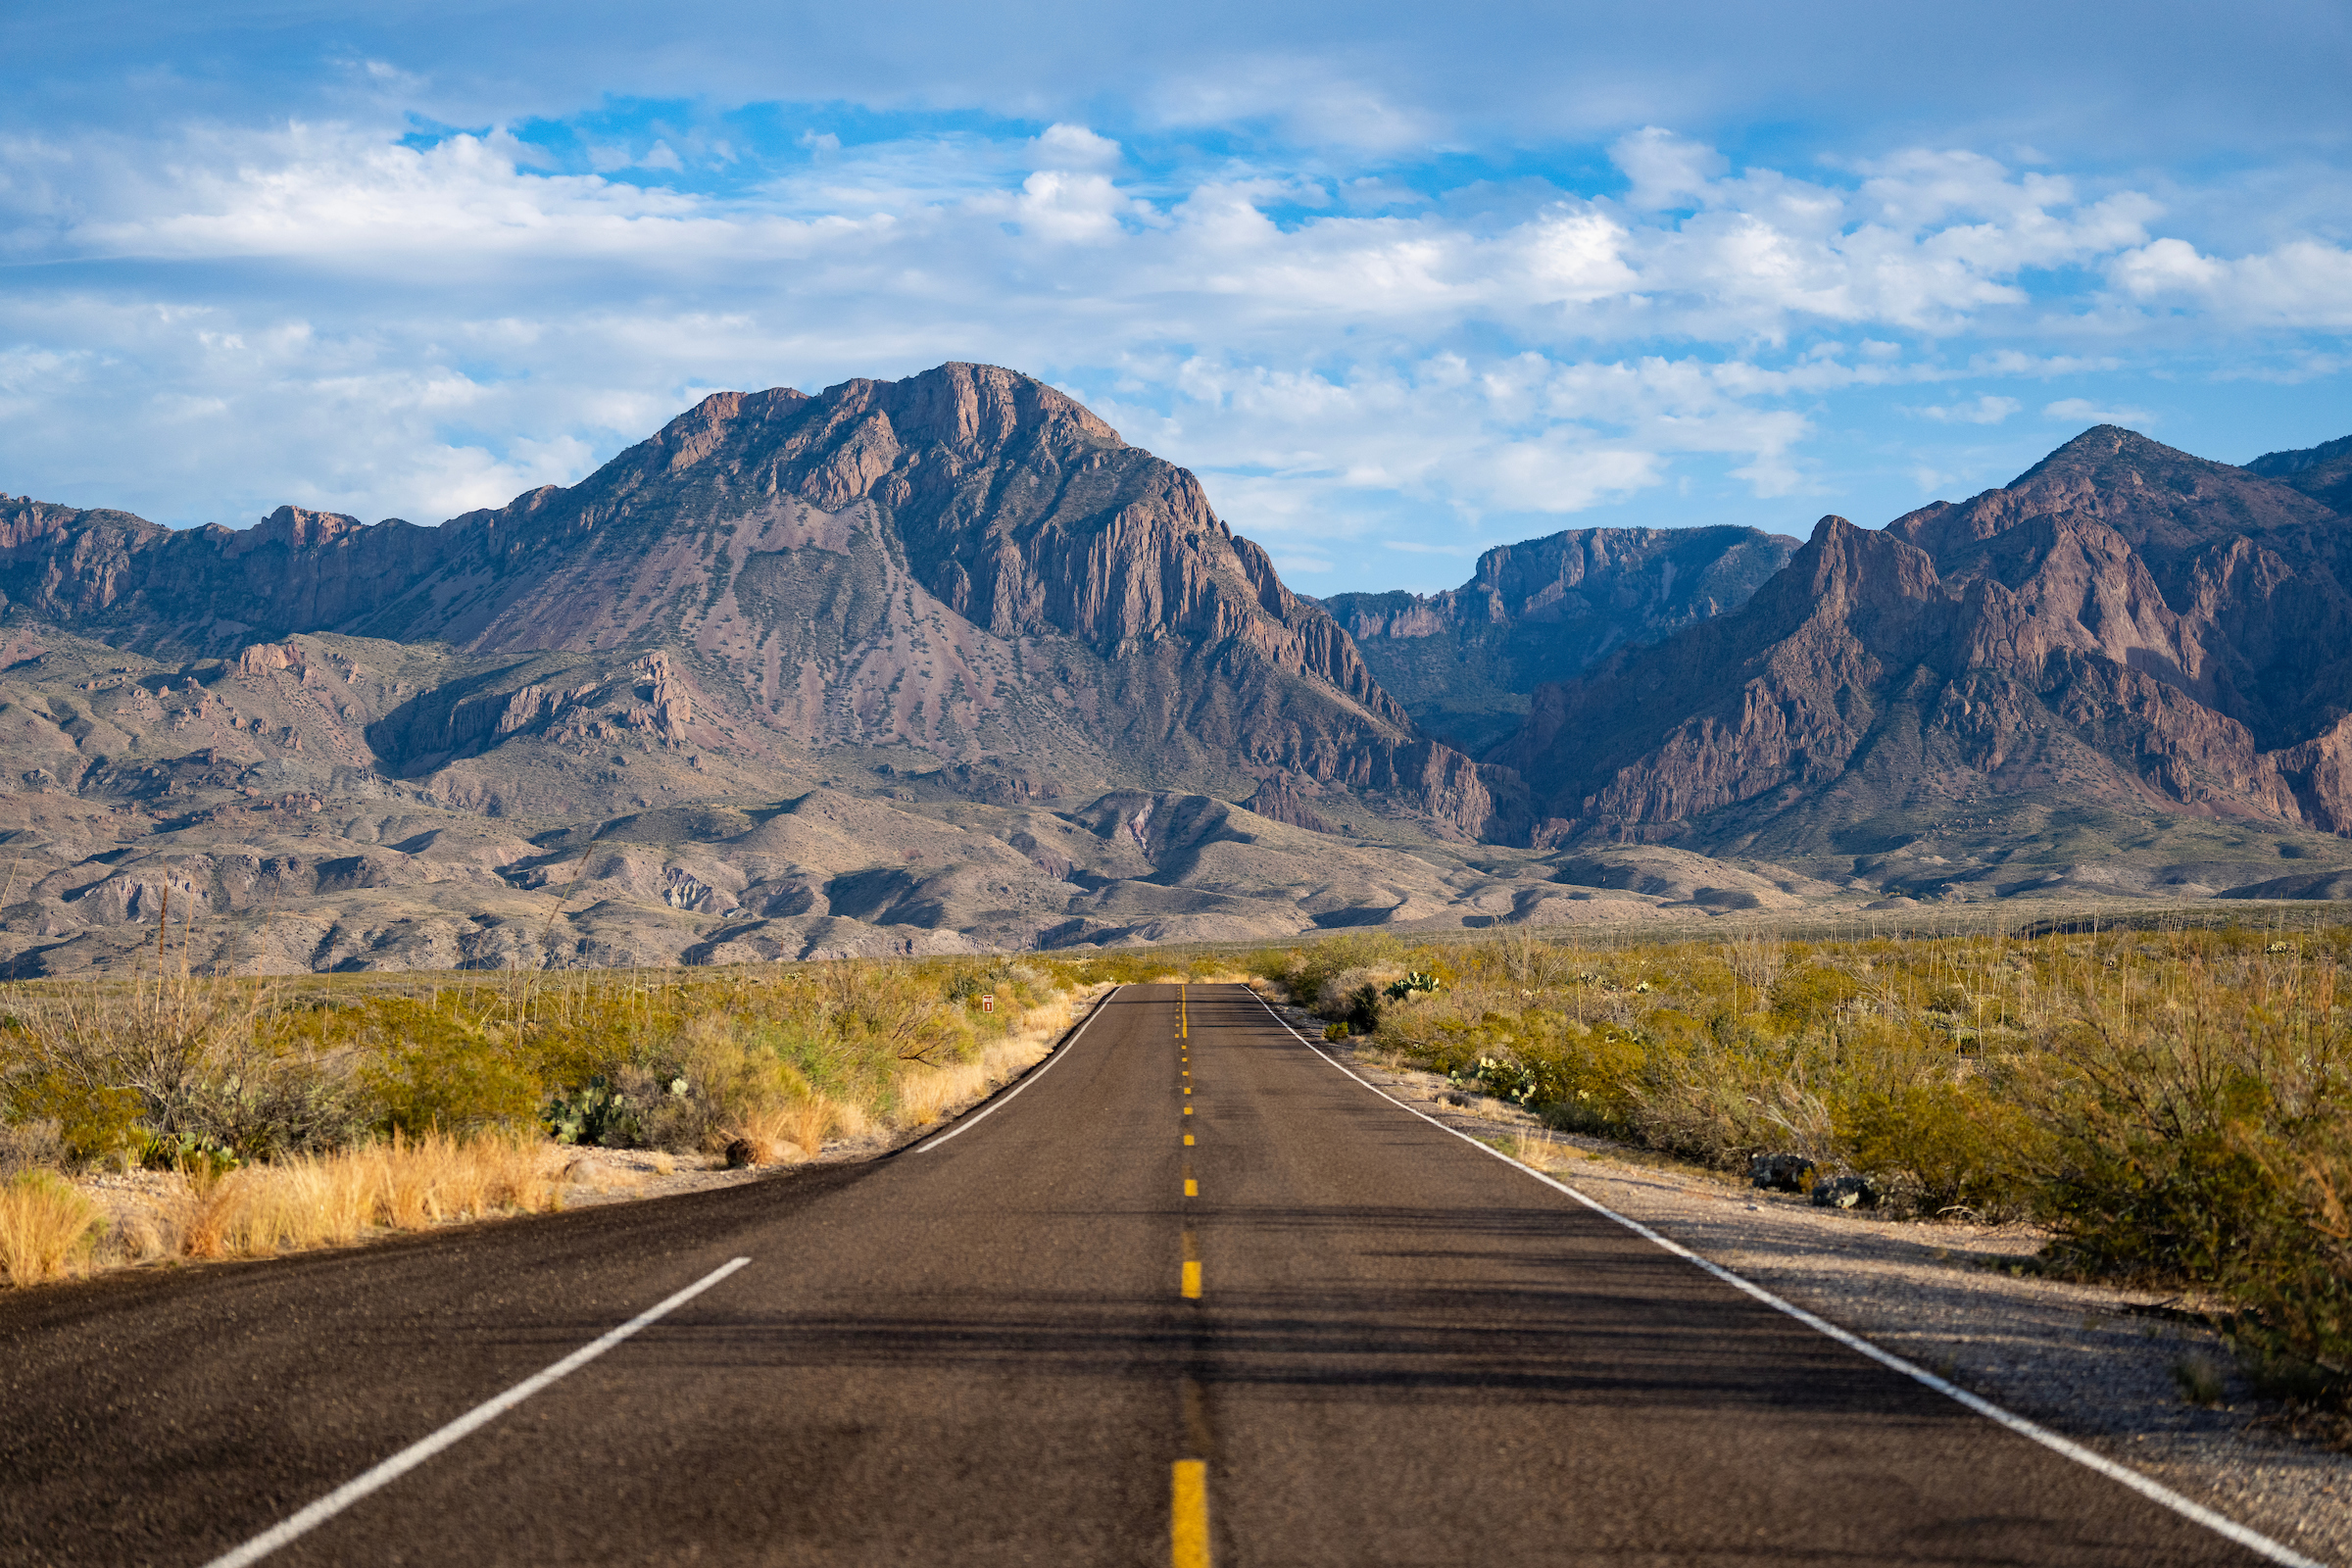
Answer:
0 984 2292 1566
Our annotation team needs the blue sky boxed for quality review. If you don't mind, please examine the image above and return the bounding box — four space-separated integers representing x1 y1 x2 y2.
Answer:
3 2 2348 592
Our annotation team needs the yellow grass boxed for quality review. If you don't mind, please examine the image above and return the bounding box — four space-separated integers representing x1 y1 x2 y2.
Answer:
729 1096 842 1161
891 991 1077 1130
0 1171 104 1285
176 1131 564 1261
1509 1129 1582 1174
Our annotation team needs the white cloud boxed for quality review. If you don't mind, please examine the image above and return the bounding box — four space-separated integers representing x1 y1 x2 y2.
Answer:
0 117 2336 586
1612 127 1727 211
2110 235 2352 327
2044 397 2153 426
1032 123 1121 171
1910 394 2021 424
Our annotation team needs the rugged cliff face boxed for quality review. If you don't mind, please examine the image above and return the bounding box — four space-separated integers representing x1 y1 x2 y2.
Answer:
1495 427 2352 877
11 395 2352 974
1322 525 1796 754
2249 433 2352 516
0 365 1517 838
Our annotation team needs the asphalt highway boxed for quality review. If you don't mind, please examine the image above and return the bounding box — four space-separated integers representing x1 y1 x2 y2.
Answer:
0 983 2302 1566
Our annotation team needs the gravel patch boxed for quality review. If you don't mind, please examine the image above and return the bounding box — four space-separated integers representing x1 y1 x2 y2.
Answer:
1283 1004 2352 1565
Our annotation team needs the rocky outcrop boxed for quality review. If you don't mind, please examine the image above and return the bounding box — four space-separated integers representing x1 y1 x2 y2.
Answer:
1323 525 1795 754
1245 781 1330 833
1496 426 2352 852
0 366 1514 837
2249 433 2352 516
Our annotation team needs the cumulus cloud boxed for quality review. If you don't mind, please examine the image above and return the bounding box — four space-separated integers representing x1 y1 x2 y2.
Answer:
2110 235 2352 327
0 114 2337 589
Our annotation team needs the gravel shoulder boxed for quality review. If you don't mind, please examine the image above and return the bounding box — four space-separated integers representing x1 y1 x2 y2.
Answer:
1282 1004 2352 1565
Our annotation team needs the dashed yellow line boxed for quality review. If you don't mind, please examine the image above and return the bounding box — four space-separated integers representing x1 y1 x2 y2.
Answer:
1184 1178 1198 1197
1183 1133 1194 1146
1171 1459 1210 1568
1181 1259 1201 1298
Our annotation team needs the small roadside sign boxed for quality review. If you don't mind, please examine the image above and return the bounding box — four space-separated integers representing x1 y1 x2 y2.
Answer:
981 995 995 1012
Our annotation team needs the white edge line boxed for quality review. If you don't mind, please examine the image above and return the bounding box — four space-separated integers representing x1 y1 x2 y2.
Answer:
201 1255 754 1568
1240 985 2324 1568
913 984 1124 1153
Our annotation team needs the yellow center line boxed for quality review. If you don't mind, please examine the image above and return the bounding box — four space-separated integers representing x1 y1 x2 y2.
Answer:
1183 1133 1195 1146
1171 1459 1210 1568
1183 1105 1192 1115
1184 1178 1198 1197
1180 1259 1201 1298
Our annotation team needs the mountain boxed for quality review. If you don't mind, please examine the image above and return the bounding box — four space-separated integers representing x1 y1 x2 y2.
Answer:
1494 426 2352 901
9 383 2350 974
1320 525 1797 754
0 366 1596 975
2248 433 2352 515
0 367 1515 838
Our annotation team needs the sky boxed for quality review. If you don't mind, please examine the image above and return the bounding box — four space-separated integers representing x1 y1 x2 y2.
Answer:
2 2 2348 593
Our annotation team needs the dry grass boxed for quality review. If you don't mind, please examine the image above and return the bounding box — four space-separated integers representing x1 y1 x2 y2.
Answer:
1509 1128 1582 1175
0 1171 104 1285
0 966 1106 1288
890 991 1077 1130
175 1131 563 1261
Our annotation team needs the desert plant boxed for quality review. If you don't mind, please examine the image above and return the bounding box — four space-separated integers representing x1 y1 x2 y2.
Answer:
1726 934 1788 996
541 1076 647 1148
0 1169 104 1285
0 1117 64 1177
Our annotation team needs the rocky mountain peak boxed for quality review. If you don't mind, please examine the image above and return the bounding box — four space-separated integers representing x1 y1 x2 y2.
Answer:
1893 425 2334 585
1495 424 2352 865
0 363 1512 841
1323 521 1797 756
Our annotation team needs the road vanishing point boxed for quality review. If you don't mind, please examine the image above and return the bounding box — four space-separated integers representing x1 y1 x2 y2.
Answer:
0 984 2315 1566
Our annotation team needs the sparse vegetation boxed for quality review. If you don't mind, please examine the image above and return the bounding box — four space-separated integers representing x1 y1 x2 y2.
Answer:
1254 917 2352 1414
7 912 2345 1432
0 949 1168 1287
0 1170 104 1285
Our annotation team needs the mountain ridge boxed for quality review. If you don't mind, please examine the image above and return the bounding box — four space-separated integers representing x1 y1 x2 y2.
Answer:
1 372 2348 975
1492 426 2352 894
1321 524 1798 754
0 365 1518 838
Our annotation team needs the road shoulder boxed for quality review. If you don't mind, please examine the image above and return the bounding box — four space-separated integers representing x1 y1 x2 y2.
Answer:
1262 994 2352 1567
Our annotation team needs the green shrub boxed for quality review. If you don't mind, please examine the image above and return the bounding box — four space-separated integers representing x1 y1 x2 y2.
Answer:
5 1068 142 1164
1838 1080 2044 1216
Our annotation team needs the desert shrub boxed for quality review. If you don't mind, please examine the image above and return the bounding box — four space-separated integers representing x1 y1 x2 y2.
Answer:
1314 968 1393 1034
4 1068 142 1164
2033 951 2350 1283
0 973 367 1162
0 1117 64 1176
1838 1079 2046 1216
1320 918 2352 1379
352 1000 544 1135
1768 960 1863 1027
0 1169 103 1285
2227 1125 2352 1404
